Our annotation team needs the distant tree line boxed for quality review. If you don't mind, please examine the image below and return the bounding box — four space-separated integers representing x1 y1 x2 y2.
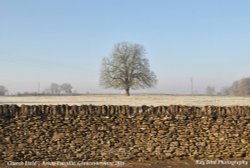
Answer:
43 83 73 94
206 78 250 96
0 85 8 96
0 83 76 96
206 86 216 96
2 78 250 96
221 78 250 96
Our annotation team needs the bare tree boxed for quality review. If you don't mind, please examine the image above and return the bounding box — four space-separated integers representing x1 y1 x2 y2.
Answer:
222 78 250 96
220 87 230 96
206 86 216 96
100 42 157 96
49 83 60 94
0 85 8 96
60 83 72 94
237 78 250 96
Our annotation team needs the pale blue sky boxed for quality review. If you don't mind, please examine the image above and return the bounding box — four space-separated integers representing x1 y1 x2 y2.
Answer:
0 0 249 94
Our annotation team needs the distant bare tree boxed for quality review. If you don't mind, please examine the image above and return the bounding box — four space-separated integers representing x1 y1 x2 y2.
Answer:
237 78 250 96
100 42 157 96
223 78 250 96
60 83 72 94
49 83 60 94
230 81 240 95
43 88 51 94
220 87 230 96
0 85 8 96
206 86 216 96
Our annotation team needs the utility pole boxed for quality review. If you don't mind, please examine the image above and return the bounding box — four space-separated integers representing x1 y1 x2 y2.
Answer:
190 77 193 95
38 82 40 94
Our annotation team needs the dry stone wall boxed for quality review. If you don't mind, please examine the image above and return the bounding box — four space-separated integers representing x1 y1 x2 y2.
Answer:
0 104 250 162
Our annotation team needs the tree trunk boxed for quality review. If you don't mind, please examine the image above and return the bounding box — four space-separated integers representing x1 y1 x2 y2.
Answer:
125 88 130 96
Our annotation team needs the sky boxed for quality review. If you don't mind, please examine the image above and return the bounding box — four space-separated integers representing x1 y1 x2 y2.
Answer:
0 0 249 94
